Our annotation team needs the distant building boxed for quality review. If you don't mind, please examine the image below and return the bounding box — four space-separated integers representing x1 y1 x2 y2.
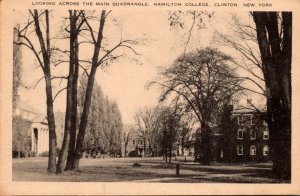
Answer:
217 106 270 162
122 128 194 158
14 102 49 156
123 130 150 157
30 119 49 155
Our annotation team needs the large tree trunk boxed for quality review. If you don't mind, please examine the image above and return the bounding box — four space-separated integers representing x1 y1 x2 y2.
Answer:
45 74 57 173
194 128 201 162
71 11 107 170
56 83 71 173
57 11 80 173
199 121 212 165
56 15 75 173
65 37 79 170
32 10 57 173
253 12 291 181
72 66 98 170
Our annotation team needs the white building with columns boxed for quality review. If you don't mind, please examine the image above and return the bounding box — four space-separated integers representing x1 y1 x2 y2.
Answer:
14 101 55 156
30 120 49 155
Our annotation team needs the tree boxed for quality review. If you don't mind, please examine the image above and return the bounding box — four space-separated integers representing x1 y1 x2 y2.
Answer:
147 108 162 157
56 10 85 173
213 13 266 99
72 11 111 168
168 11 213 55
68 10 139 169
78 73 104 157
134 107 158 157
13 26 22 113
215 12 292 181
151 48 242 164
12 116 31 158
157 107 182 163
122 125 132 157
76 73 123 159
14 10 57 172
107 101 123 157
252 12 291 181
178 114 193 157
12 26 29 159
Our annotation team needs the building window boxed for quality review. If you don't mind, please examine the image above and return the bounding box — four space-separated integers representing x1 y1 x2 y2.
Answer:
237 129 244 139
133 140 135 145
263 145 269 156
250 145 256 155
250 115 255 125
250 130 256 140
263 129 269 140
263 120 268 126
237 145 243 155
237 116 244 125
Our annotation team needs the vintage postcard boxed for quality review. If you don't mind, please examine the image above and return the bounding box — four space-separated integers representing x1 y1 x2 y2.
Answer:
0 0 300 195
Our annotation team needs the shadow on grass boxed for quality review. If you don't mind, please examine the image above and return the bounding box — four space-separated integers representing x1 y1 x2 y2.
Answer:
12 157 278 183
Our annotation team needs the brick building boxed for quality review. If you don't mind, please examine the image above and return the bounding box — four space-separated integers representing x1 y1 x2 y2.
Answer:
217 106 270 162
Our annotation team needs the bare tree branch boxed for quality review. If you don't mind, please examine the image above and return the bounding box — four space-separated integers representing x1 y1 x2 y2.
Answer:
53 87 67 102
14 34 44 71
32 76 45 89
183 11 196 56
78 64 90 77
81 13 96 44
150 81 202 122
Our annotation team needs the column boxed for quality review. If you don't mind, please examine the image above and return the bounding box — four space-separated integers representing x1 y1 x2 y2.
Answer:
31 127 34 152
42 128 45 152
46 128 49 152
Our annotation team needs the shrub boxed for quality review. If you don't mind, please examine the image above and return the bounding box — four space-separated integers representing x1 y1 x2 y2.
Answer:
128 150 141 157
39 151 49 157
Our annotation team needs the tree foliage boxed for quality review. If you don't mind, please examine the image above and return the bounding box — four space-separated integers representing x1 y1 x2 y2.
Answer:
213 13 267 104
78 74 123 157
13 26 22 112
12 116 31 158
134 106 193 160
152 47 242 164
156 107 185 163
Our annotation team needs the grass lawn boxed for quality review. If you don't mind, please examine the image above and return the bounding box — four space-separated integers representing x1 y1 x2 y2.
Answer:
12 156 281 183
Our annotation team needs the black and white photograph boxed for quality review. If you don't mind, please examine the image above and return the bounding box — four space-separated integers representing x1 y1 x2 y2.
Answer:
1 0 300 195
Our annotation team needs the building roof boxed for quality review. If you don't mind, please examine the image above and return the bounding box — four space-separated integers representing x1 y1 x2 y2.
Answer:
232 105 266 114
17 100 40 115
31 115 48 124
16 101 47 123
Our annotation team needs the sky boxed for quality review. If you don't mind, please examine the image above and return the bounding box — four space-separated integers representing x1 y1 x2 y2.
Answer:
15 10 264 125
